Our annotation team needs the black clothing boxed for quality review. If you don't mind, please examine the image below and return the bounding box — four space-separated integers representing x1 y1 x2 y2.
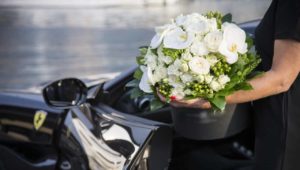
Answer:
254 0 300 169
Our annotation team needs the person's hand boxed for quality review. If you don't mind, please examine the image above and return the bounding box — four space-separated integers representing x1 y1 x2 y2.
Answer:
157 91 211 109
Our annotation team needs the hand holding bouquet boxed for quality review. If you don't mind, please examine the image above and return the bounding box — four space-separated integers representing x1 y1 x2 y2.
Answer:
127 12 261 111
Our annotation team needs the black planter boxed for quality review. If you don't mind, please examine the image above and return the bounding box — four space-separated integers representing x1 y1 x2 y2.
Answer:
171 103 252 140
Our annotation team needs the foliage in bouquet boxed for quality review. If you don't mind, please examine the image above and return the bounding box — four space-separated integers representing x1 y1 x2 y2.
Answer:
126 12 261 111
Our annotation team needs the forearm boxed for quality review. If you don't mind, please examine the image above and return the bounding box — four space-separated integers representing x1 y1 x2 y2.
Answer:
227 40 300 104
226 70 287 104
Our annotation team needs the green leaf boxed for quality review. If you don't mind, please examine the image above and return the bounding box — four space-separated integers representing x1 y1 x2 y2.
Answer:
246 35 254 49
247 71 265 79
222 13 232 23
125 79 140 88
215 89 235 97
130 87 144 99
234 82 253 91
139 46 148 55
136 56 145 65
133 68 143 80
209 96 226 111
150 99 165 111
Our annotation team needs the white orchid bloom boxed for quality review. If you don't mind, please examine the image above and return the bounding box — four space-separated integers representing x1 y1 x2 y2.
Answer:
188 57 210 75
175 14 187 26
150 24 176 49
139 67 153 93
204 30 223 52
163 27 194 49
218 23 248 64
190 40 209 56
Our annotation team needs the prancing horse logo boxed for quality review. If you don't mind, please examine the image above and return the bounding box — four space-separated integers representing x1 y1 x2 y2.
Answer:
34 110 48 131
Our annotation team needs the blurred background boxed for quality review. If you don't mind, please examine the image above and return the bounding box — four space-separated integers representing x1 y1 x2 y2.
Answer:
0 0 271 90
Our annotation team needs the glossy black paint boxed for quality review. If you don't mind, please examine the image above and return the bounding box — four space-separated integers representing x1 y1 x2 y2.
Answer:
0 92 65 169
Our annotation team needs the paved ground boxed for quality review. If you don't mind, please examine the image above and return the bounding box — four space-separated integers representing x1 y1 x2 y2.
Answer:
0 0 271 90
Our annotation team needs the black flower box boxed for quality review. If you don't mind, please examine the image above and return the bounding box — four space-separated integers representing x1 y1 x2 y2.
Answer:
171 103 252 140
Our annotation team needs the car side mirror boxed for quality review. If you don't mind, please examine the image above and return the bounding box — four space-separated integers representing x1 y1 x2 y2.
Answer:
42 78 87 108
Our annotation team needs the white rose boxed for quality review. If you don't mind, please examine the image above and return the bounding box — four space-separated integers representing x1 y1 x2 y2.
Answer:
180 73 193 83
185 21 208 35
218 75 230 85
188 57 210 75
204 30 223 52
163 27 194 49
206 55 219 66
204 74 213 84
190 40 209 56
210 80 222 91
184 14 209 35
218 22 248 64
139 67 153 93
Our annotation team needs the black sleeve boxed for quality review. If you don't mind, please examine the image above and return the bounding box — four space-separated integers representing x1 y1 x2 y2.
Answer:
275 0 300 41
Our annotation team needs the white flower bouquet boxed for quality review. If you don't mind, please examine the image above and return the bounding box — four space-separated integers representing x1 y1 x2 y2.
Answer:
127 12 261 111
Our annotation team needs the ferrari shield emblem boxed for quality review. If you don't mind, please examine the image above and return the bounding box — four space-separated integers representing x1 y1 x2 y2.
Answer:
34 110 48 130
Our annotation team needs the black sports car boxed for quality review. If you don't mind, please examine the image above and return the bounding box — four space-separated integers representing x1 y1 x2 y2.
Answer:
0 20 259 170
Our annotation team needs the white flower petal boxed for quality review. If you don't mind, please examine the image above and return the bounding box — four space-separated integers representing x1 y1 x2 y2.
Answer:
185 21 208 34
238 43 248 54
218 75 230 85
210 80 222 91
188 57 210 75
163 27 194 49
139 69 153 93
190 41 209 56
150 34 163 49
207 18 218 32
218 23 248 64
175 14 187 26
204 31 223 52
218 40 238 64
204 74 213 84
